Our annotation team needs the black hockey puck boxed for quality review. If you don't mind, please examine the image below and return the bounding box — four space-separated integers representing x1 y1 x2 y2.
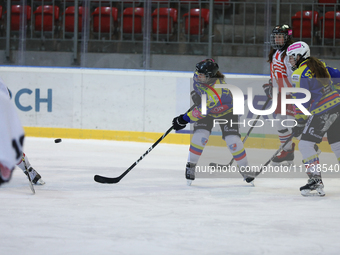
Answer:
54 138 62 143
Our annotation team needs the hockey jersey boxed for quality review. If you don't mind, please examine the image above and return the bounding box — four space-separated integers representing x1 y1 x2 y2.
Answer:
0 77 10 97
291 60 340 122
0 92 25 176
270 50 293 91
183 78 233 123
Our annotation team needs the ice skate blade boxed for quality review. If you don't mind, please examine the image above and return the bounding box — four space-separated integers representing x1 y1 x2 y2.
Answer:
248 181 255 187
301 189 325 197
187 180 193 186
34 179 45 185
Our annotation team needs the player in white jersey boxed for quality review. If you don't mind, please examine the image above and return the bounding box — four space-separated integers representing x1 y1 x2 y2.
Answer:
0 78 45 185
0 93 25 185
263 24 297 165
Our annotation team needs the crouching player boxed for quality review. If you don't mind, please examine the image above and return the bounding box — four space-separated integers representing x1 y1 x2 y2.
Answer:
0 92 25 186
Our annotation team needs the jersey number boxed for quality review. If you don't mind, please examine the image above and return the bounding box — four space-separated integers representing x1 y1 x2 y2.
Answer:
12 135 25 160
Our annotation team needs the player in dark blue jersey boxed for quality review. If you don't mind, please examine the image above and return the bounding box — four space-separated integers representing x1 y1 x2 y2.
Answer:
287 41 340 196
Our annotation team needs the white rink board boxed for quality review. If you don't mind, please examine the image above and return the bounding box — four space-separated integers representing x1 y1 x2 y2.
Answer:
0 66 274 134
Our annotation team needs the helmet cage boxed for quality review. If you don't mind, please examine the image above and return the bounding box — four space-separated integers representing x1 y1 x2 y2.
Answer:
270 24 292 50
270 33 289 50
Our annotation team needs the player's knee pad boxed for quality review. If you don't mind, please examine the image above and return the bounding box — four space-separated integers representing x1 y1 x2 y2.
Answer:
192 129 210 145
188 129 210 163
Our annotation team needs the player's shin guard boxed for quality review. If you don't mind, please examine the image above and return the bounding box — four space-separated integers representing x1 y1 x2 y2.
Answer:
187 129 210 164
224 135 252 182
186 129 210 185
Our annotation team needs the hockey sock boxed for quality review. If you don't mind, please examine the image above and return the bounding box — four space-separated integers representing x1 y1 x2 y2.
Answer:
275 114 294 151
299 140 321 178
278 128 293 151
16 152 31 172
330 141 340 164
224 135 248 169
187 129 210 164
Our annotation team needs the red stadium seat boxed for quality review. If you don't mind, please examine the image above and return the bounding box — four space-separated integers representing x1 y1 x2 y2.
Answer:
180 0 199 5
291 11 319 38
214 0 230 7
0 6 3 20
183 8 209 35
11 5 31 31
318 0 337 7
34 5 59 32
179 0 201 10
318 0 338 14
321 11 340 38
151 8 177 35
120 0 141 8
122 7 144 34
152 0 171 8
92 7 118 33
64 6 83 33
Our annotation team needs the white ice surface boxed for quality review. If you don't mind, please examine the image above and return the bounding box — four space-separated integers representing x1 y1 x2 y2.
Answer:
1 137 340 255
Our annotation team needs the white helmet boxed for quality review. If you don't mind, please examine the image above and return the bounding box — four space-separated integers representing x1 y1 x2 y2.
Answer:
286 41 310 70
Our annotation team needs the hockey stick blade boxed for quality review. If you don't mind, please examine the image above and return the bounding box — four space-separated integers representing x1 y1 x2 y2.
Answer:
94 174 121 184
209 162 230 168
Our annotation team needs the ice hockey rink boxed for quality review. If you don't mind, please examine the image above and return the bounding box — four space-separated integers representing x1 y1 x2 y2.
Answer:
2 137 340 255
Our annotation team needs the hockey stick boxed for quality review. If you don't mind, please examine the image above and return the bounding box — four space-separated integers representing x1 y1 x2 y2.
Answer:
22 156 35 194
94 105 196 184
253 133 295 177
209 97 272 168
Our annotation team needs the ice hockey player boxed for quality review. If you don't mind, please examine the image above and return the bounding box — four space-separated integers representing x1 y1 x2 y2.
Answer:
263 24 297 166
287 41 340 196
0 77 45 185
172 59 254 186
0 92 25 185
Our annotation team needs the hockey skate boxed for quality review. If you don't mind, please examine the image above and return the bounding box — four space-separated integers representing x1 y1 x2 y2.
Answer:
185 162 196 186
272 143 295 166
24 167 45 185
238 166 255 186
300 178 325 197
244 176 255 186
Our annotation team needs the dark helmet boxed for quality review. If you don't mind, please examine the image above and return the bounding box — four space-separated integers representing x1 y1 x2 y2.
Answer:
270 24 293 50
195 59 219 79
